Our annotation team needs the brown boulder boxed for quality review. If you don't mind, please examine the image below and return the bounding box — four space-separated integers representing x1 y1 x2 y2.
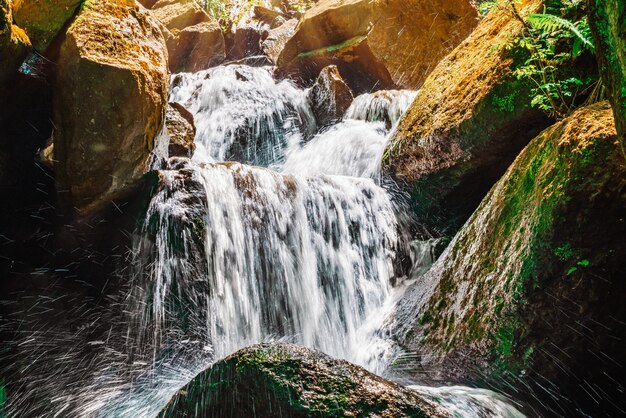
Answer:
54 0 169 213
167 21 225 72
261 17 297 64
165 102 196 158
150 0 225 72
11 0 81 51
277 0 479 93
151 0 210 30
384 0 551 234
308 65 353 127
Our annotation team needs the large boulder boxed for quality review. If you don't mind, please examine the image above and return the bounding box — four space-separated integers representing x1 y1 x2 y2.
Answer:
384 0 551 235
0 0 31 90
54 0 169 213
11 0 81 51
160 343 448 417
150 0 225 72
277 0 479 93
393 102 626 416
307 65 353 127
588 0 626 140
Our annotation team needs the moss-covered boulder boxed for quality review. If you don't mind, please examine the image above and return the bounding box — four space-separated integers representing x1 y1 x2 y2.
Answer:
394 102 626 416
160 343 448 417
276 0 478 93
384 0 551 235
54 0 169 213
588 0 626 141
0 0 31 90
11 0 81 51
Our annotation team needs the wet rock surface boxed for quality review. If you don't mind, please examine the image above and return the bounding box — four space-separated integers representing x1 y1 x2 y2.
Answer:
160 343 449 417
165 102 196 158
308 65 353 127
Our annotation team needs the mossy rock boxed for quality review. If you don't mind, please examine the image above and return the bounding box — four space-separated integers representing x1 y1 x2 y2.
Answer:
160 343 448 417
394 102 626 416
12 0 82 51
588 0 626 141
384 0 552 235
0 0 31 90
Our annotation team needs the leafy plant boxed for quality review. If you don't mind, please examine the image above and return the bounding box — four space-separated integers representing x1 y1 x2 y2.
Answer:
506 0 600 119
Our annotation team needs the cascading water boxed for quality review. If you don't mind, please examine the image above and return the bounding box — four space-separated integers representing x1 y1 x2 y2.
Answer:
5 65 525 417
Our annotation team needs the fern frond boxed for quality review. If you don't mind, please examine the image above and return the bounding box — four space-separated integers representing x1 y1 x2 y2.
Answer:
527 14 594 52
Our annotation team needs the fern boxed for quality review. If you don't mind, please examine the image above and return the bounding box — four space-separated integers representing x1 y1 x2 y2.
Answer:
527 13 594 52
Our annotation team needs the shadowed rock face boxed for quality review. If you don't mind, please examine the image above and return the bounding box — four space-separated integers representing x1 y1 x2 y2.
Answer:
276 0 478 93
588 0 626 141
165 103 196 158
384 0 551 235
308 65 353 127
160 343 449 418
53 0 169 214
393 102 626 417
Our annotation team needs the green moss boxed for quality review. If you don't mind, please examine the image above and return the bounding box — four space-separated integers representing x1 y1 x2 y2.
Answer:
298 35 367 58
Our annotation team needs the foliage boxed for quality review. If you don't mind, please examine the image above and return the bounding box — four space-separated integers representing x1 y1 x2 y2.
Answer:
506 0 600 119
477 0 498 15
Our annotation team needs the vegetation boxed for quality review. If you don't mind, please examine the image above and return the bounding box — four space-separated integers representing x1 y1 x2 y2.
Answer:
506 0 602 119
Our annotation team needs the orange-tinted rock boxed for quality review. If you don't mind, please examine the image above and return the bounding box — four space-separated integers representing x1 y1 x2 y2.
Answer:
151 0 210 30
261 17 296 64
167 21 225 72
54 0 169 213
277 0 478 92
384 0 550 233
0 0 31 90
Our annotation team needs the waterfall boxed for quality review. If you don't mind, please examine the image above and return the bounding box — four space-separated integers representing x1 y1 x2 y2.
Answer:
4 64 525 418
169 66 314 166
134 160 398 366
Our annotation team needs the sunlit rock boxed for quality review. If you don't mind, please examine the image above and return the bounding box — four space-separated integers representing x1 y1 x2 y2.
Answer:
277 0 479 93
0 0 31 90
261 17 297 64
159 343 448 417
53 0 169 213
384 0 550 234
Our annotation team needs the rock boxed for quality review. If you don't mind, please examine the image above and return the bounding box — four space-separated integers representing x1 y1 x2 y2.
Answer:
0 0 31 90
160 343 448 417
167 21 225 72
165 102 196 158
394 102 626 416
277 0 478 93
308 65 353 127
384 0 550 235
11 0 81 51
588 0 626 140
253 5 287 28
261 17 297 64
150 0 225 72
53 0 169 213
151 0 210 30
